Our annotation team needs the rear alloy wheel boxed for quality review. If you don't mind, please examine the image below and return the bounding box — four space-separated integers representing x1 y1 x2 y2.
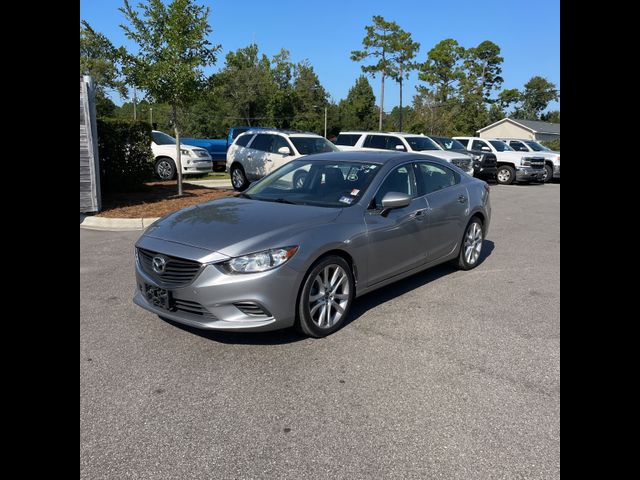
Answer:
230 164 249 191
155 158 176 180
542 164 553 183
297 256 354 338
496 165 515 185
457 218 484 270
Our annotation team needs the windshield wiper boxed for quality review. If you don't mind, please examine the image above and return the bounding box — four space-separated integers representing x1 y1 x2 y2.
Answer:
271 198 297 205
237 192 252 199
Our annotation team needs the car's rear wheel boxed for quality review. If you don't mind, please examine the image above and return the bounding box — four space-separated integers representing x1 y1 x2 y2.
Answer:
297 256 354 338
496 165 515 185
457 217 484 270
230 164 249 191
542 164 553 183
293 170 307 189
155 158 176 180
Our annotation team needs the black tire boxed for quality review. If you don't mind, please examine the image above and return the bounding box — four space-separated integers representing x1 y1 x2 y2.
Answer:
456 217 484 270
297 256 355 338
542 164 553 183
495 165 516 185
230 164 249 191
213 164 226 173
155 158 176 180
293 170 307 189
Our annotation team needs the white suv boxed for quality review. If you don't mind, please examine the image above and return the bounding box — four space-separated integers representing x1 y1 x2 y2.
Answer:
334 131 474 175
227 129 339 190
151 130 213 180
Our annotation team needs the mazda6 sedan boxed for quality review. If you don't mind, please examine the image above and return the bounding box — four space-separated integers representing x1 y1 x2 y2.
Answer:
134 151 491 337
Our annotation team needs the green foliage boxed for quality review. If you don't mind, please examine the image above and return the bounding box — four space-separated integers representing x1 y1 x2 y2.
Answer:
80 20 128 98
291 61 328 133
97 119 154 192
338 75 377 130
350 15 401 79
541 110 560 123
418 39 465 104
520 77 559 119
541 139 560 151
461 40 504 100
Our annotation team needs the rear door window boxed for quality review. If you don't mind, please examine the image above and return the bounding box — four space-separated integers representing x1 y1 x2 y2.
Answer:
249 134 274 152
235 133 253 147
335 134 361 146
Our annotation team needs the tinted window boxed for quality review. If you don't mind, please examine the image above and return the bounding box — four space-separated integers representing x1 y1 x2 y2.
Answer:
235 133 253 148
472 140 490 151
152 131 176 145
509 140 528 152
524 141 549 151
405 136 440 151
489 140 514 152
432 137 466 150
414 163 460 195
454 138 469 148
335 134 361 146
232 128 251 140
270 135 291 153
363 135 405 151
249 134 275 152
290 137 339 155
373 165 414 207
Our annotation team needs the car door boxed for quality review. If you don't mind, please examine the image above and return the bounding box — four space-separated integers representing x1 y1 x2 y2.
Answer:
471 139 493 154
509 140 530 152
243 134 274 180
414 162 469 262
361 134 406 152
265 135 295 175
364 163 429 285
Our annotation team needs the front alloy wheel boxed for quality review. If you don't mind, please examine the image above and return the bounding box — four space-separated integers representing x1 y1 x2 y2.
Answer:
298 256 354 337
156 158 176 180
230 165 249 191
496 165 515 185
457 218 484 270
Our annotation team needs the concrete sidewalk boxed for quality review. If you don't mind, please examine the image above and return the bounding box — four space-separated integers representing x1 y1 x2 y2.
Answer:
183 178 232 188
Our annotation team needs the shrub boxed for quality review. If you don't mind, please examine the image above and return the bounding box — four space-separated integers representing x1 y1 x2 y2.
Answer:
97 119 154 192
542 139 560 151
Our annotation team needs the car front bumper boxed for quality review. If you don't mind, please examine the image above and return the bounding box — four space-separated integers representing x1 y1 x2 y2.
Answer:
182 159 213 174
133 253 302 332
473 165 497 178
553 164 560 178
516 166 545 182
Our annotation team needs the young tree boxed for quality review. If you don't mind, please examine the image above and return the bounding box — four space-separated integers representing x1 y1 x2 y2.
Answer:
292 61 328 134
119 0 220 195
338 75 377 130
351 15 402 131
388 29 420 131
462 40 504 100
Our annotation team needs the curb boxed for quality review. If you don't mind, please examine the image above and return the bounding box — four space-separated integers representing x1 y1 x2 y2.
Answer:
80 214 160 231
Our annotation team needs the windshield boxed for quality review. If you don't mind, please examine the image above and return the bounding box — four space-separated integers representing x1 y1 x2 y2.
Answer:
524 140 551 151
432 137 466 150
405 136 440 151
290 137 339 155
489 140 514 152
152 131 176 145
244 160 381 208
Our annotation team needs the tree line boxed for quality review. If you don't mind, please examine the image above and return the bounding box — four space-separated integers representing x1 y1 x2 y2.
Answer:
81 0 559 192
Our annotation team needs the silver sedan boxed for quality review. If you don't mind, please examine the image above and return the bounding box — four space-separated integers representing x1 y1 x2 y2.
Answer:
134 151 491 337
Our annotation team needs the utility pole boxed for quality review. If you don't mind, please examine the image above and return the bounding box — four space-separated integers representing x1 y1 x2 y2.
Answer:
133 87 137 120
324 106 327 138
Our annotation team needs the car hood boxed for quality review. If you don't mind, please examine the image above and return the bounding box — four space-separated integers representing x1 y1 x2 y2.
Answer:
143 197 342 257
413 150 471 161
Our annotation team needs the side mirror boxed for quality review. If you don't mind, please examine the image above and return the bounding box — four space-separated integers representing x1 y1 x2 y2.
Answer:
380 191 411 216
395 144 406 151
278 146 292 156
481 146 491 152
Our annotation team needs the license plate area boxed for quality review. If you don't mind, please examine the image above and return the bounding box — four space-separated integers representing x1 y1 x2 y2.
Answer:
144 284 172 310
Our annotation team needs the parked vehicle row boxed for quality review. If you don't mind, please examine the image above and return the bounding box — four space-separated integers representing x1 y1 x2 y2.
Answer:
496 138 560 182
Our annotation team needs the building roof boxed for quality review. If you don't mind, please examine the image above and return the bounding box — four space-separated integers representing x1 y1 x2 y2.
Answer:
477 117 560 135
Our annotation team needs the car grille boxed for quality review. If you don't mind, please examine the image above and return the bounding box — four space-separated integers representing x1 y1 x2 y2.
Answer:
451 157 472 170
481 154 497 168
173 298 216 318
526 157 545 170
137 248 203 287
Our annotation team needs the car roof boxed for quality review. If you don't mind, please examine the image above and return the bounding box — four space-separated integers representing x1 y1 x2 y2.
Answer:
290 150 459 168
338 131 426 137
241 128 322 137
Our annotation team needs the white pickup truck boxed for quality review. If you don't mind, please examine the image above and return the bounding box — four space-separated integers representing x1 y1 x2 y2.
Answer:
495 138 559 183
453 137 545 185
151 130 213 180
334 131 474 176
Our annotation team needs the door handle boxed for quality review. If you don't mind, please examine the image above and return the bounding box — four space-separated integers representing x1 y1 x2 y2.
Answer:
412 209 427 221
458 195 467 203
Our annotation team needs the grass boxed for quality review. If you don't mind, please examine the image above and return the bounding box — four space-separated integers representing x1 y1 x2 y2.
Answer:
190 171 229 180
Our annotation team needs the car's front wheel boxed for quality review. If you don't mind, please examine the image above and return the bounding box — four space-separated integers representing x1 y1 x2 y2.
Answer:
542 164 553 183
230 164 249 191
457 217 484 270
297 256 354 338
155 158 176 180
496 165 515 185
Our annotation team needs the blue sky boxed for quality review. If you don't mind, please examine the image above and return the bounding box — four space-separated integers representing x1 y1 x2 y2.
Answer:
80 0 560 112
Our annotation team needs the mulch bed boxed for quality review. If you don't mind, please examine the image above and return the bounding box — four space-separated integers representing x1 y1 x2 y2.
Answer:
97 181 237 218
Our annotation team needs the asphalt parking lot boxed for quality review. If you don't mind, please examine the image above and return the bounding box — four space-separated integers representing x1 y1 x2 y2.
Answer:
80 183 559 479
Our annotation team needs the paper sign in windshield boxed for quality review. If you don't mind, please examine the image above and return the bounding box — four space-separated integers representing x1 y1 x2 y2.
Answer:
339 196 354 204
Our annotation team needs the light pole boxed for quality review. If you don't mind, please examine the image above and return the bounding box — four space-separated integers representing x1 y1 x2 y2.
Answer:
313 104 328 138
149 107 153 125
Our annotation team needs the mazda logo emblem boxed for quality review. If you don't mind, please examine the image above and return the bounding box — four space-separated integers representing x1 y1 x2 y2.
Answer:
152 255 167 274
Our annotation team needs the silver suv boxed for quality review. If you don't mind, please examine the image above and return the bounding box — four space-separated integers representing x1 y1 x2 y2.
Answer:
226 129 339 190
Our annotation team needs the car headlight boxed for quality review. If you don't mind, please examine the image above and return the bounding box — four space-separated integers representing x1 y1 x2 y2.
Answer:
180 149 191 156
521 157 531 166
219 246 299 274
556 156 560 163
472 154 482 162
